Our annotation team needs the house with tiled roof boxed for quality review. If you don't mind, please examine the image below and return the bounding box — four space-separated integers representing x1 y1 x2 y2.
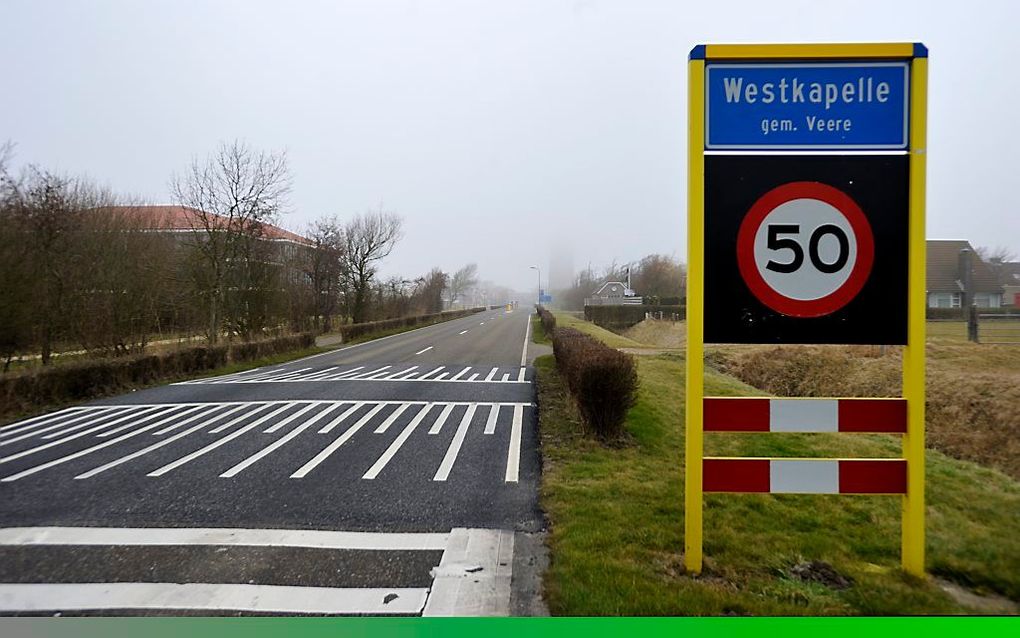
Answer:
926 240 1005 309
107 206 312 246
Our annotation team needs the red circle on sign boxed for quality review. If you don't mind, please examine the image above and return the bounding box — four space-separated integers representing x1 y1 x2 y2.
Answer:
736 181 874 318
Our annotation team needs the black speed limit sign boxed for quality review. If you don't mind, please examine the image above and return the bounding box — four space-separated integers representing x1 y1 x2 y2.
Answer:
704 154 908 344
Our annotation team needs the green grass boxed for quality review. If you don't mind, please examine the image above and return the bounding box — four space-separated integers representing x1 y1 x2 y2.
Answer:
532 313 552 345
551 312 651 349
537 322 1020 615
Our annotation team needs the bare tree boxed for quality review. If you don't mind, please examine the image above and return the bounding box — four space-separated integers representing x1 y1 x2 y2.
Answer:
304 215 346 332
342 207 403 323
170 140 291 343
449 263 479 308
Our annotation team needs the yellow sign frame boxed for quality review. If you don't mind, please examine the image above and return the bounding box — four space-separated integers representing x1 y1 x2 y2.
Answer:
684 42 928 576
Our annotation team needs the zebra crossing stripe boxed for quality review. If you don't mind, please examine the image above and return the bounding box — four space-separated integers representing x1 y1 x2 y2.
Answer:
147 403 297 477
484 405 500 435
363 404 434 480
505 406 523 483
317 403 364 434
428 404 456 435
220 404 344 478
0 407 121 446
374 403 411 434
0 407 85 434
434 404 477 481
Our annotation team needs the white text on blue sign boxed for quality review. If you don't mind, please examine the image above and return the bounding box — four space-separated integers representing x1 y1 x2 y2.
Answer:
705 63 909 150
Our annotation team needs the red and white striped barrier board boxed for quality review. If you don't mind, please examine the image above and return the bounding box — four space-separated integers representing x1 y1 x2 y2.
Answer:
703 458 907 494
703 398 906 433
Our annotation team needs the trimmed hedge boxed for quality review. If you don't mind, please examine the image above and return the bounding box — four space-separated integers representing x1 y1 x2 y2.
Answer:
334 308 485 342
0 333 315 420
551 327 638 441
536 305 556 336
584 304 685 331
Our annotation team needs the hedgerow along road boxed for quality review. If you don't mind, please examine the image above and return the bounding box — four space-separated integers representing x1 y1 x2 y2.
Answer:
0 306 541 616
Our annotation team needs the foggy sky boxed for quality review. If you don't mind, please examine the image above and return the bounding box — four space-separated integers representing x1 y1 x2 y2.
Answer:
3 0 1019 292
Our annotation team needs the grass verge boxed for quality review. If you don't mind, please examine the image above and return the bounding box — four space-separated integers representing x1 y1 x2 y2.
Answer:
537 319 1020 615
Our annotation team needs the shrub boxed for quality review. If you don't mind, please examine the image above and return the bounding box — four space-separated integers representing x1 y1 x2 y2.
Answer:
335 308 484 342
551 327 638 440
536 305 556 336
584 304 684 331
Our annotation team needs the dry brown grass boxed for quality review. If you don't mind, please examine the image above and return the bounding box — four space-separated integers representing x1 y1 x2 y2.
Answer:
714 343 1020 481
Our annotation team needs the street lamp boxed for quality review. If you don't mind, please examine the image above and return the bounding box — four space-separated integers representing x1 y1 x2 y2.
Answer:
529 265 541 305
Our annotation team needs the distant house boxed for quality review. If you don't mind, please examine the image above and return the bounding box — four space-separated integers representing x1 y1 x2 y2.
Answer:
586 281 642 306
991 261 1020 307
926 240 1004 309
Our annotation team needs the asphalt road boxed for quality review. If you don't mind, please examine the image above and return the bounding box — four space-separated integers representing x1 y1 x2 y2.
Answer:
0 306 543 616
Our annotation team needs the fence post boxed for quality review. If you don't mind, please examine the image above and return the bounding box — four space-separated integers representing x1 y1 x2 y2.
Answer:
968 305 979 343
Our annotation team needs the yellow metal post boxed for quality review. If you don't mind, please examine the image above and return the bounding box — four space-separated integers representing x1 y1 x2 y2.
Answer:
902 54 928 576
684 55 706 574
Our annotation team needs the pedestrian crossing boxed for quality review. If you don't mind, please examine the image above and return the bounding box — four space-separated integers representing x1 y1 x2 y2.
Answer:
175 364 531 385
0 526 512 616
0 400 530 485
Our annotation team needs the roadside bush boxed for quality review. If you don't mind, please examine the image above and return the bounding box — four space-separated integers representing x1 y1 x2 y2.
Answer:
551 327 638 440
0 332 315 421
584 304 684 331
335 308 484 342
536 305 556 336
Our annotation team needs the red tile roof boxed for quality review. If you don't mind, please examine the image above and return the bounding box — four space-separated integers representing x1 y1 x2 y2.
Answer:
106 206 312 246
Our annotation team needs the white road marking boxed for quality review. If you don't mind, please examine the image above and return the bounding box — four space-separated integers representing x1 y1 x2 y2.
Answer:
0 410 200 481
0 408 121 446
484 367 498 382
374 403 410 434
467 373 479 381
123 405 207 438
415 346 433 355
382 366 417 380
435 373 449 380
263 402 320 434
517 368 526 382
0 407 107 443
152 404 245 436
450 367 471 381
220 405 343 478
484 405 500 434
291 405 383 479
0 407 85 434
458 330 468 335
422 528 514 617
77 413 233 479
433 404 477 482
296 366 339 381
250 367 313 382
363 404 433 480
500 373 510 382
322 366 365 380
417 366 444 380
318 402 365 434
520 313 531 366
428 404 456 435
0 408 166 467
0 583 429 615
352 366 390 379
480 322 485 325
147 403 296 477
0 526 449 550
42 406 160 440
209 403 274 434
505 405 523 483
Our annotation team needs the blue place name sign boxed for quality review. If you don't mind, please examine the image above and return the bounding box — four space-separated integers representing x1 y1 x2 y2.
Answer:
705 62 909 150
